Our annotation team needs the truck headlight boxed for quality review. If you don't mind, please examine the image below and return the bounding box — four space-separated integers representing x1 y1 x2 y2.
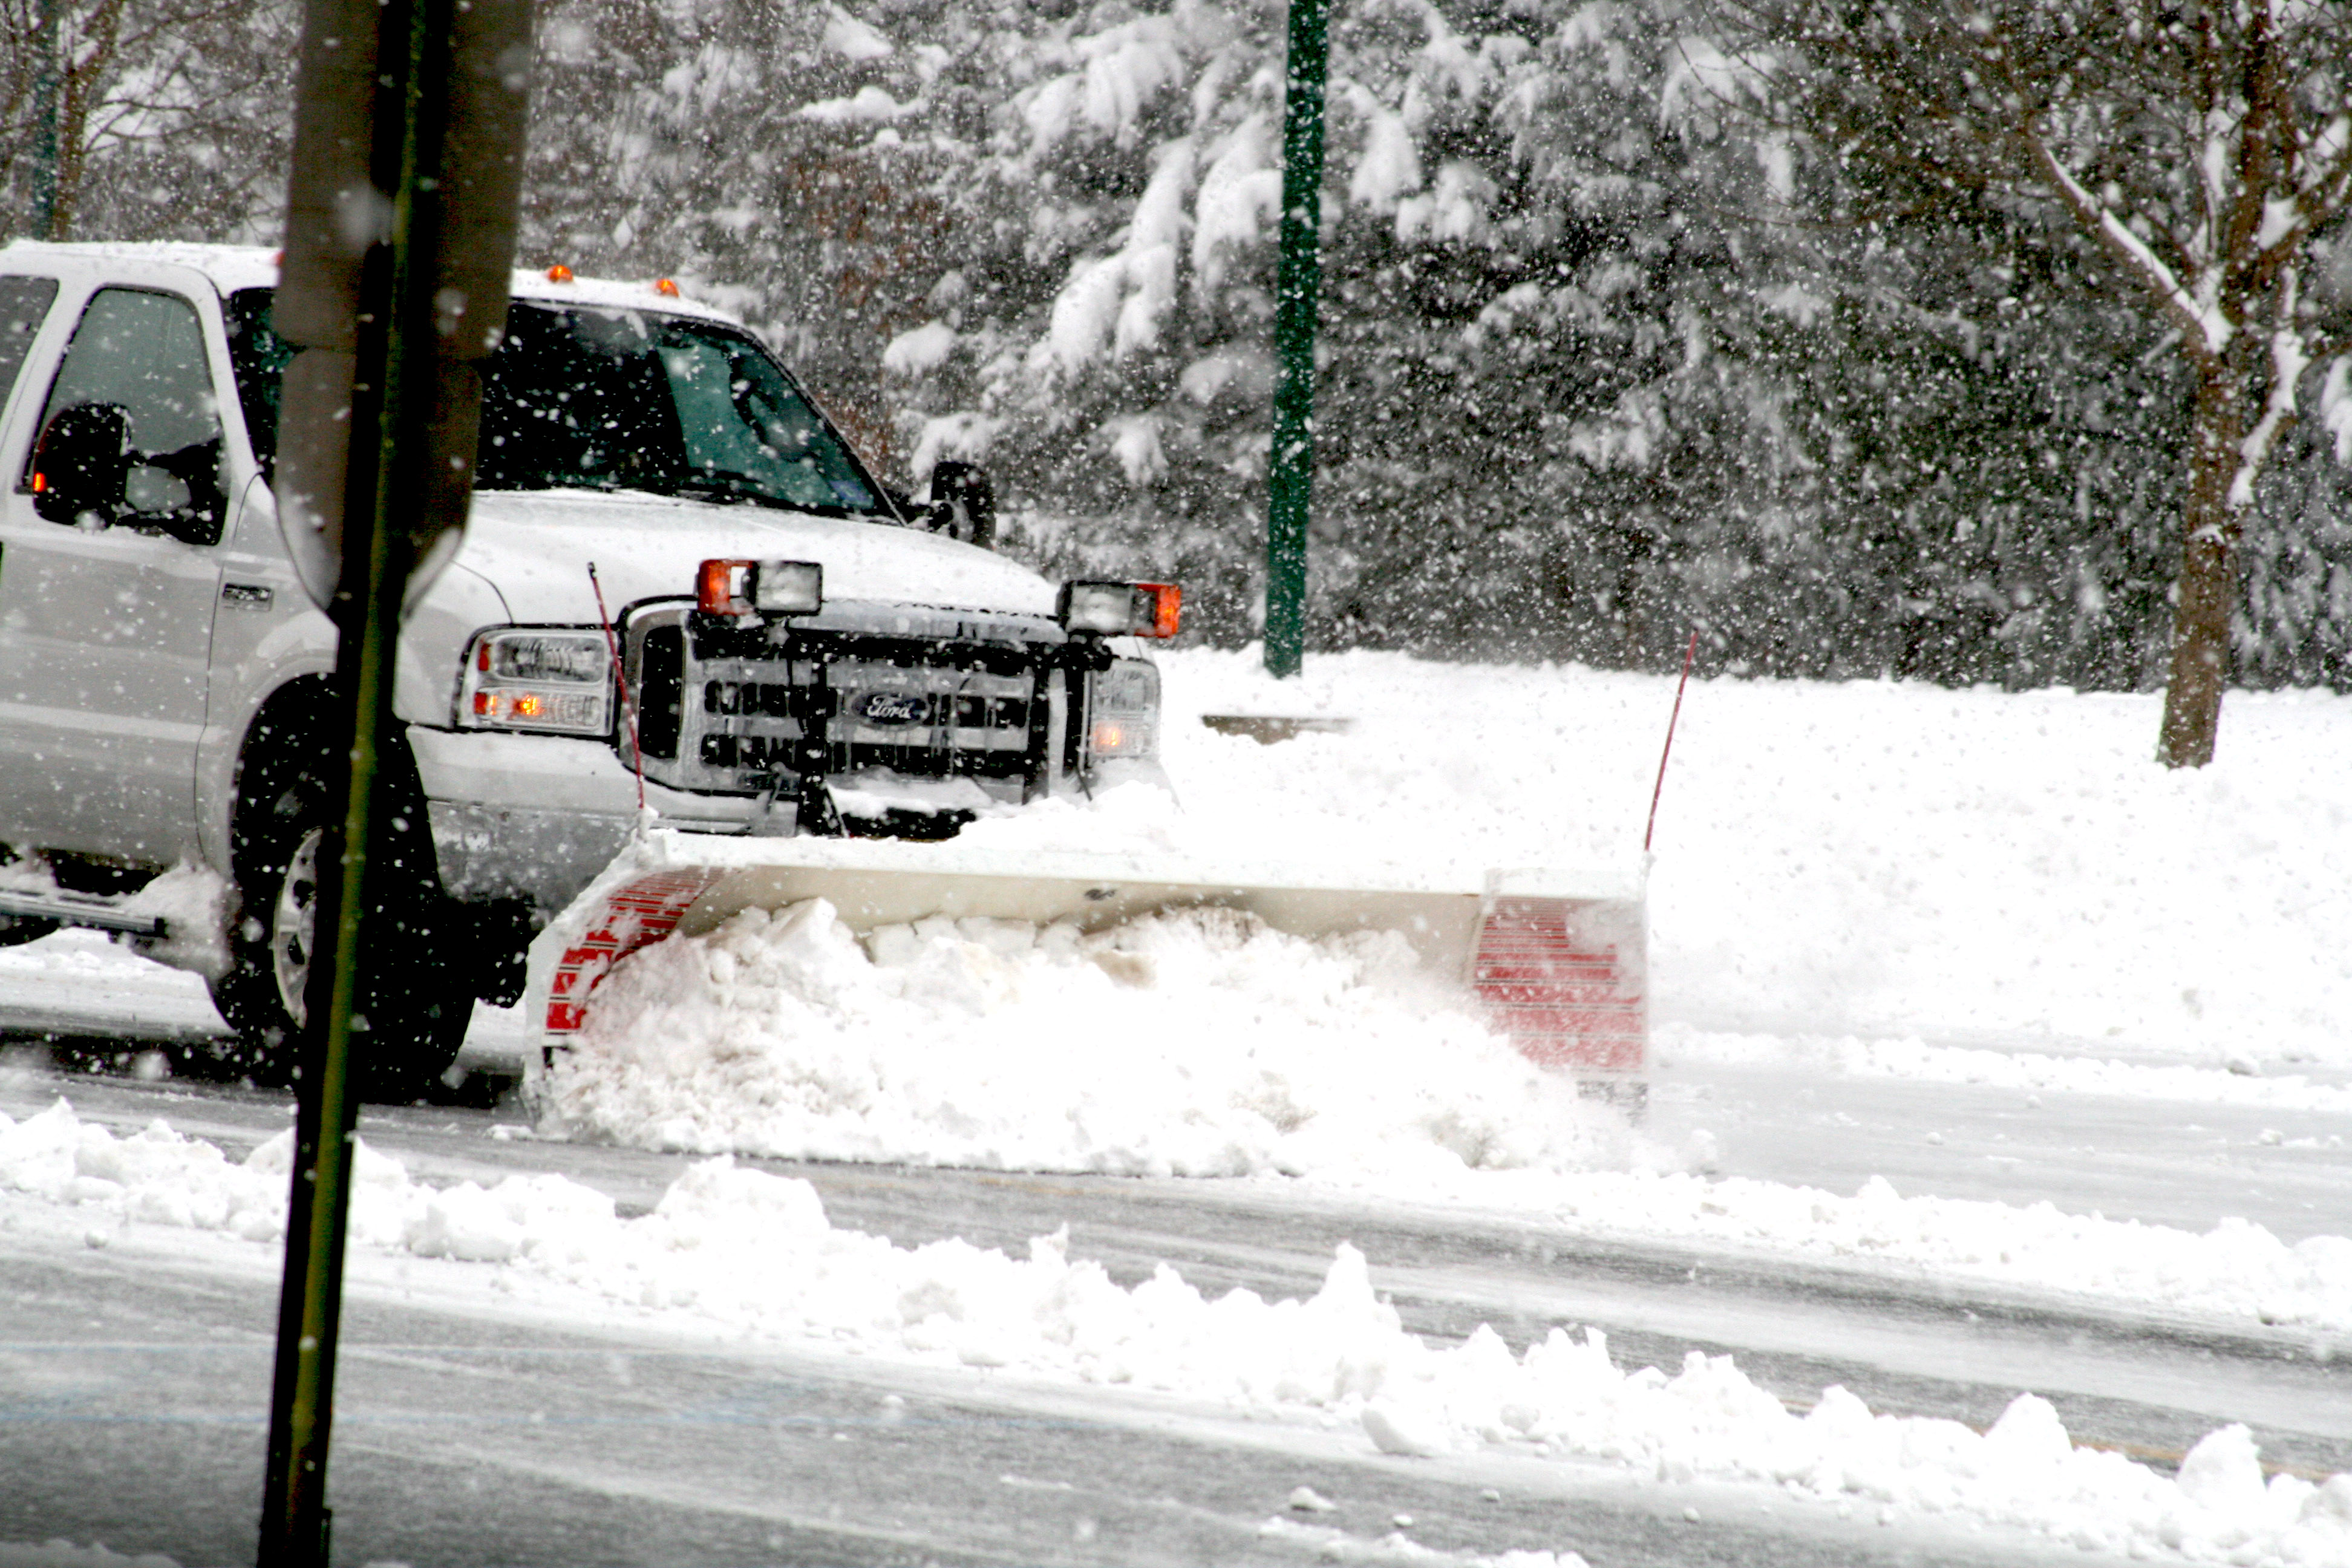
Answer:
458 629 614 736
1086 658 1160 760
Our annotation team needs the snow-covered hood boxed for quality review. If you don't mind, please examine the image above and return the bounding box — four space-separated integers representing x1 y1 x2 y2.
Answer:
443 489 1058 624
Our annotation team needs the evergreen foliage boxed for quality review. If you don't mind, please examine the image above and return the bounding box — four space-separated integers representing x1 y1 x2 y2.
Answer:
5 0 2346 699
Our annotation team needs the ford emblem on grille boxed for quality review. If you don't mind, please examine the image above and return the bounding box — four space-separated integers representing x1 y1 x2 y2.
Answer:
854 691 930 726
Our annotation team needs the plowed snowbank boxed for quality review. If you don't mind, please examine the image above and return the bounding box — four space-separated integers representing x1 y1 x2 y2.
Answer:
549 900 1624 1178
5 1099 2350 1566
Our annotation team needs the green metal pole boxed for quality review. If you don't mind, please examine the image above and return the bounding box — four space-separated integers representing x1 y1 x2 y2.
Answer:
258 0 452 1558
1266 0 1330 679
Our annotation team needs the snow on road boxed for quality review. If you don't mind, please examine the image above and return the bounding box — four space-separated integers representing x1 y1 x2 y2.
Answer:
519 652 2352 1330
532 889 2352 1339
5 1097 2349 1566
1664 1025 2352 1114
0 929 221 1040
549 898 1630 1177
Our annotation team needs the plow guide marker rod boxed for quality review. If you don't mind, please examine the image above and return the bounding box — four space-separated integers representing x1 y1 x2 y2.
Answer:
1645 629 1698 855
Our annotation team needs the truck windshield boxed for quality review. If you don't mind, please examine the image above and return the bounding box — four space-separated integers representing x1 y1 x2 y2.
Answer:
224 289 891 518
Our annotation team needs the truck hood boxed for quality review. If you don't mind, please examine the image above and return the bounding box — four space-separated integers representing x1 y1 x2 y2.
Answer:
447 489 1059 622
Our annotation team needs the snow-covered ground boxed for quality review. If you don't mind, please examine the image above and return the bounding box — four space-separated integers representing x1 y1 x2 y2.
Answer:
547 648 2352 1151
7 653 2350 1561
0 930 223 1045
1152 650 2352 1076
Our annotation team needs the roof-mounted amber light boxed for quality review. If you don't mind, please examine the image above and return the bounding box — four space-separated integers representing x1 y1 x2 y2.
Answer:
546 263 575 283
653 278 681 298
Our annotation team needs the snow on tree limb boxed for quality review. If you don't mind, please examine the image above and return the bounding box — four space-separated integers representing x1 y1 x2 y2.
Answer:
2232 268 2310 512
2022 121 2233 358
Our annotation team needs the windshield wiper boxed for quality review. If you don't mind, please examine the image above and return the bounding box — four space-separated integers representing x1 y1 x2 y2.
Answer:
656 468 891 518
657 469 792 509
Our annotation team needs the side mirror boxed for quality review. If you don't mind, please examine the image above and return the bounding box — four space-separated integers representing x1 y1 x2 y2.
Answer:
926 459 996 550
30 403 131 526
120 439 224 546
123 464 193 517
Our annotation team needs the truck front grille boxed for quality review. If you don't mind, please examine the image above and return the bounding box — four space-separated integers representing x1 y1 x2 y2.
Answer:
693 658 1036 783
624 609 1059 802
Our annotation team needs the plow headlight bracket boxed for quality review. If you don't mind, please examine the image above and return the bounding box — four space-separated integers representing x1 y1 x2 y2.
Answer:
699 558 823 618
459 629 615 736
1058 580 1181 639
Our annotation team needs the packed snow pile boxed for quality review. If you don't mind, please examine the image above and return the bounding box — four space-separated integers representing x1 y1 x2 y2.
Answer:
6 1099 2350 1566
0 1100 399 1247
15 1092 2350 1336
548 899 1625 1178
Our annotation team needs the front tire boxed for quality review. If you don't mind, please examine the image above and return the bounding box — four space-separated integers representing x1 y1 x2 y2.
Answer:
209 822 327 1081
212 713 471 1096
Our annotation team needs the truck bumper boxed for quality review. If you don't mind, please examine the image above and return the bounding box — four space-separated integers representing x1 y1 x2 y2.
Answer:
410 728 759 910
409 728 1175 917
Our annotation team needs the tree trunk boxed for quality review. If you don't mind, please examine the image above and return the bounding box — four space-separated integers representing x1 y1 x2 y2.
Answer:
2156 357 2247 769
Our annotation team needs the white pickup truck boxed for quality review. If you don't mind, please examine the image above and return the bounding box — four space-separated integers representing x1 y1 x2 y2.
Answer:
0 242 1173 1090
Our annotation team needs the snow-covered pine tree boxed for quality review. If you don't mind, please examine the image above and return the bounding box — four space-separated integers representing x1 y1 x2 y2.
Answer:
9 0 2336 699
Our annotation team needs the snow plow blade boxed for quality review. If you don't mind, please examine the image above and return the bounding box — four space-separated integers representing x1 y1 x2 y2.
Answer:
521 830 1647 1089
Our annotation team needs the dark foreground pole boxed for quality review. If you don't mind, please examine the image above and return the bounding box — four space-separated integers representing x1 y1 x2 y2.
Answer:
259 0 531 1559
1265 0 1331 679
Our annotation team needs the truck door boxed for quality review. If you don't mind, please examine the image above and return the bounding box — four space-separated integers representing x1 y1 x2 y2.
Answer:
0 284 228 863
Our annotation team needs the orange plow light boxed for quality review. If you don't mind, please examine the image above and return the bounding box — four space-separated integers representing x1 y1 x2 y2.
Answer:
1137 582 1181 639
697 558 753 615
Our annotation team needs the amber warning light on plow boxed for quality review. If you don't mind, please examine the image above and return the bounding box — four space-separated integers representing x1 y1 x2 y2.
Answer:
1059 580 1181 638
697 558 824 618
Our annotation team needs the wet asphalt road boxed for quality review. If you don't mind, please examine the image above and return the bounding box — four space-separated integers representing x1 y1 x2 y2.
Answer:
5 1062 2348 1565
7 1211 2105 1568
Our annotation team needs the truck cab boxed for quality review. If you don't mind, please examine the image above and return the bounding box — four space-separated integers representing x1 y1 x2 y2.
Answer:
0 242 1172 1086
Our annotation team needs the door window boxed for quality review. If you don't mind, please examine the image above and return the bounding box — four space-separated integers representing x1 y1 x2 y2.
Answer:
22 287 226 543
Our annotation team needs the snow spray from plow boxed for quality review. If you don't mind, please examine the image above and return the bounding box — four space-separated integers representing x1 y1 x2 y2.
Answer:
520 831 1647 1100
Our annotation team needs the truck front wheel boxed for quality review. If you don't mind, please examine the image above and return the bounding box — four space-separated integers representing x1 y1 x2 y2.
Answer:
212 719 472 1096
